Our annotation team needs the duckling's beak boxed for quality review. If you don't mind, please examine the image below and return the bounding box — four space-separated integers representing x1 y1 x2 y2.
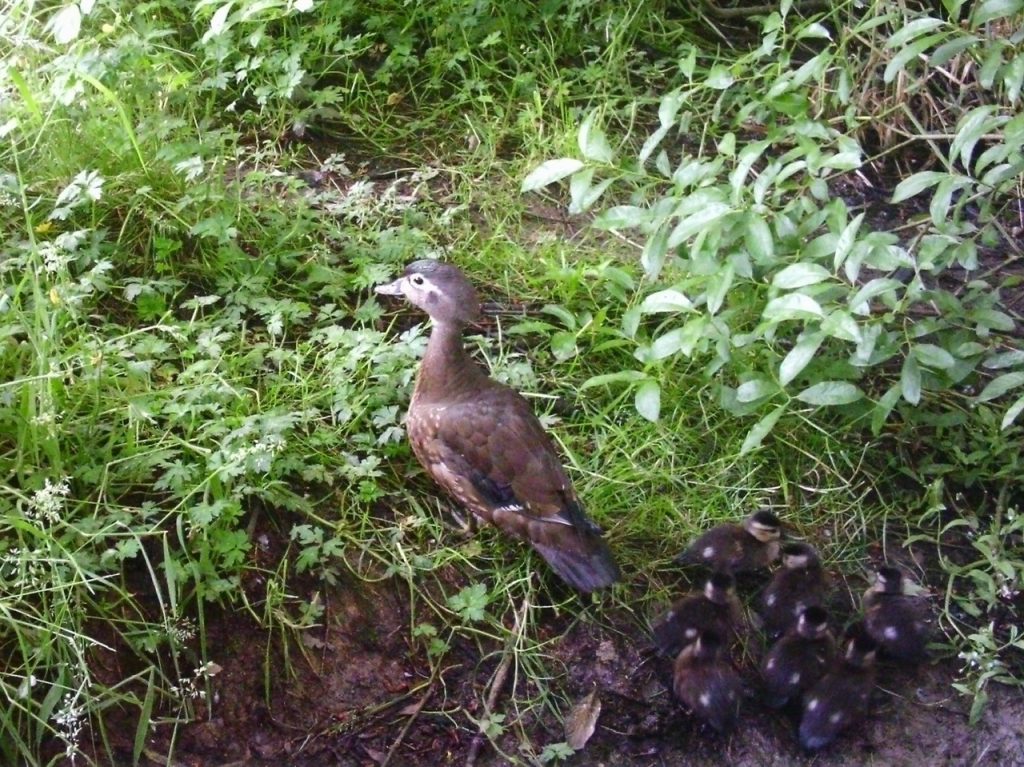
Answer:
375 277 405 296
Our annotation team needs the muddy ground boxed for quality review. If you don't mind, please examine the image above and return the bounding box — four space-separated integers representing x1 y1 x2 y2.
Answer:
82 544 1024 767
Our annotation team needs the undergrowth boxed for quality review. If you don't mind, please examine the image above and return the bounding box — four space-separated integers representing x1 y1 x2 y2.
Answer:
0 0 1022 764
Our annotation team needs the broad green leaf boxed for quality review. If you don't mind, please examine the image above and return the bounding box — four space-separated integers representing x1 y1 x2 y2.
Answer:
956 341 987 357
639 123 671 165
780 332 824 386
706 66 734 89
762 293 824 322
931 35 981 67
593 205 646 230
871 384 902 434
834 211 865 271
521 158 585 192
641 225 670 280
49 4 82 43
772 262 831 290
1001 394 1024 429
650 328 684 360
737 378 777 403
983 350 1024 369
740 404 787 455
913 343 956 369
659 90 685 125
667 203 732 248
729 140 770 200
821 310 862 343
541 304 577 330
951 105 999 171
635 380 661 422
972 0 1024 25
901 355 922 405
884 32 948 83
885 17 945 48
641 289 693 314
891 171 946 203
706 263 734 315
976 371 1024 402
973 308 1015 333
849 278 902 314
569 170 614 214
797 22 831 39
745 214 775 262
578 112 614 164
581 370 648 389
796 381 863 406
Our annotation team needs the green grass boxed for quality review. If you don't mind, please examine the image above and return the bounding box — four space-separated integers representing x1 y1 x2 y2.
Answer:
2 0 1023 763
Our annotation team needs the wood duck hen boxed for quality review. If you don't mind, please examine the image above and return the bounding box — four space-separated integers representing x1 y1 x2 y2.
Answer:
862 566 932 662
375 260 619 593
676 510 782 573
651 572 743 657
758 542 827 638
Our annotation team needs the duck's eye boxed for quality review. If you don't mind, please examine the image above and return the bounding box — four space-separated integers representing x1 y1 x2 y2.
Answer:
410 274 425 286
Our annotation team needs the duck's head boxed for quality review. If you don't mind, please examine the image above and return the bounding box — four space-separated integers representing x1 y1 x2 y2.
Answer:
744 510 781 543
375 259 480 326
704 571 736 604
872 566 905 595
795 606 830 640
842 623 878 668
782 542 819 569
692 630 726 662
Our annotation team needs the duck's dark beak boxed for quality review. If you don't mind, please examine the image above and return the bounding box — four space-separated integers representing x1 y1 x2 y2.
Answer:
375 277 404 296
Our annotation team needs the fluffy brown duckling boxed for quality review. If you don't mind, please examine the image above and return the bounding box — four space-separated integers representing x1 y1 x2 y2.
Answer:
761 606 834 708
673 630 743 734
862 566 932 662
798 624 877 751
758 542 827 638
676 510 782 573
375 260 619 593
652 572 743 657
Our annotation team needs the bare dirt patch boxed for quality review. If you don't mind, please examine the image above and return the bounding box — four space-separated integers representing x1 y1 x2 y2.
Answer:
81 555 1024 767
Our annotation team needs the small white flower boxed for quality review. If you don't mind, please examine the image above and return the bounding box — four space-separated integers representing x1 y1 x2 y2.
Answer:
28 477 71 524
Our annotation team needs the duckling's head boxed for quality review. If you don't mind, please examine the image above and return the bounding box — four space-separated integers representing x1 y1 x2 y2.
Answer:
842 623 878 668
795 606 830 639
375 259 480 326
704 572 736 603
873 566 905 595
782 542 819 569
692 630 725 661
745 510 781 543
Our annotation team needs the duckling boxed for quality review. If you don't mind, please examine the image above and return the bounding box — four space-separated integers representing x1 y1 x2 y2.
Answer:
375 260 619 593
761 606 834 708
676 510 782 573
758 542 827 638
652 572 743 657
673 630 743 734
862 566 931 662
798 625 877 751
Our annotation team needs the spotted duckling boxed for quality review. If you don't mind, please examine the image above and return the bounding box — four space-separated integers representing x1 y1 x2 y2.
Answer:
652 572 743 657
676 510 782 573
673 630 743 734
863 566 932 662
758 542 827 638
375 260 619 593
798 625 877 751
761 606 834 708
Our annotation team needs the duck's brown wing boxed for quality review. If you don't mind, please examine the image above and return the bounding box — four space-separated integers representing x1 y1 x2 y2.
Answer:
407 386 619 592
